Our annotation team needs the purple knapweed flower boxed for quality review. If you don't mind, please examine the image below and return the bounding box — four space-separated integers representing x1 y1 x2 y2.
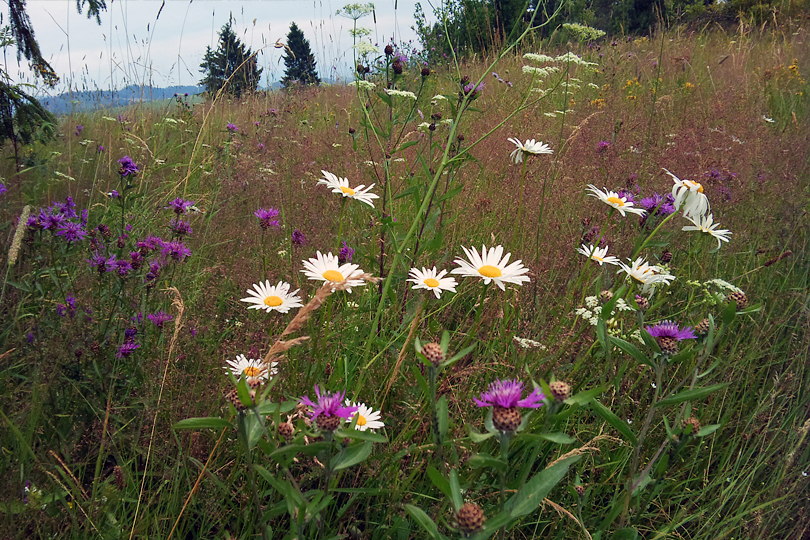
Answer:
107 190 120 199
116 341 140 358
645 321 697 354
226 123 239 132
0 183 7 196
113 258 133 276
596 140 611 153
118 155 139 177
137 235 165 253
291 229 306 246
74 125 84 136
462 81 485 97
87 253 109 273
167 198 195 215
56 295 77 318
56 222 87 243
257 143 265 150
161 240 191 261
124 326 138 340
616 189 636 204
147 311 173 328
338 241 354 264
254 207 281 230
299 386 358 430
169 219 193 236
97 145 105 153
145 260 162 282
473 379 545 409
639 193 676 217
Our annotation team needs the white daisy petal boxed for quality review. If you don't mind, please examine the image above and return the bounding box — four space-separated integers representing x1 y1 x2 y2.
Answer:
300 251 366 292
407 266 458 299
682 213 731 249
240 280 303 313
664 168 710 219
586 185 646 217
577 244 621 266
507 137 553 164
345 400 385 431
318 170 379 207
617 257 675 293
450 244 530 289
224 354 278 383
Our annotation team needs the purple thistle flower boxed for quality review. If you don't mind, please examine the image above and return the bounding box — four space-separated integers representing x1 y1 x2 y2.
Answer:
639 193 676 217
254 207 281 230
169 218 193 236
338 241 355 264
473 379 545 409
161 240 191 261
0 183 7 196
645 321 697 341
145 260 163 282
147 311 173 328
257 143 265 150
124 327 138 340
116 341 140 358
80 209 89 226
137 235 165 253
167 198 195 215
87 253 109 273
596 140 611 153
113 258 133 276
129 251 143 269
55 222 87 243
97 145 105 153
226 122 239 132
107 190 120 199
118 155 140 177
291 229 307 246
56 304 67 317
74 125 84 136
299 386 358 420
616 189 636 204
462 81 485 97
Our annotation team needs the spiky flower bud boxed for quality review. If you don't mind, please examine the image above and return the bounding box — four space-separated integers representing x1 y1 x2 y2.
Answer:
727 291 749 309
384 44 394 56
348 127 356 135
456 502 486 535
574 484 586 496
421 342 444 366
635 295 650 311
660 249 673 263
683 416 701 434
549 381 572 401
492 406 522 432
392 60 404 74
224 388 246 411
599 290 613 303
657 336 678 355
695 318 710 336
421 66 431 77
278 422 294 441
316 415 341 432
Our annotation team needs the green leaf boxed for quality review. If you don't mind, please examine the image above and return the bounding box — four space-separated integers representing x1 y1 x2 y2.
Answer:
173 417 231 430
331 441 373 471
467 453 507 472
405 504 440 539
655 383 729 407
609 336 648 365
596 319 608 350
254 465 304 506
443 344 476 368
612 527 639 540
507 455 581 518
436 395 449 438
564 386 604 406
394 140 419 154
640 328 661 354
426 466 452 503
534 432 576 444
448 469 463 512
255 401 298 415
333 428 387 443
468 426 495 443
721 300 737 325
696 424 722 437
590 400 637 444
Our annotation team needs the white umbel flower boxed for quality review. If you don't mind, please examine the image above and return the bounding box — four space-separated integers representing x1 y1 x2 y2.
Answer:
507 138 553 164
384 88 417 100
682 213 731 249
224 354 279 383
450 245 530 290
407 266 458 298
577 244 620 266
345 401 384 431
301 251 366 292
664 168 710 219
240 280 303 313
586 185 646 217
618 257 675 291
318 170 380 207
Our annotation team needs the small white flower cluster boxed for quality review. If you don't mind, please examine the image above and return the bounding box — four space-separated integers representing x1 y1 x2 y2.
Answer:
523 52 556 63
354 41 379 56
555 52 599 66
513 336 547 349
348 80 376 90
385 88 417 100
575 296 634 327
522 65 561 77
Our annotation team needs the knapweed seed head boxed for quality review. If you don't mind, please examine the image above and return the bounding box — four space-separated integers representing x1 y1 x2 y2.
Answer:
299 386 358 432
549 381 572 401
599 290 613 303
421 342 444 365
645 321 697 354
278 422 294 440
635 295 650 310
727 291 749 309
456 502 486 535
683 416 701 434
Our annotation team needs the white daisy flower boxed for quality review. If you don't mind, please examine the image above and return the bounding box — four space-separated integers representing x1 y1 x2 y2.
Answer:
577 244 620 266
682 213 731 249
407 266 458 298
224 354 279 383
507 138 553 164
664 168 710 219
318 170 380 207
240 280 303 313
618 257 675 291
450 245 530 291
345 400 384 431
301 251 366 292
586 185 646 217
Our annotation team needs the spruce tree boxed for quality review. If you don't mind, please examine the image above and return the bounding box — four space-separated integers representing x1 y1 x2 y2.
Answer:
199 18 263 97
281 23 320 88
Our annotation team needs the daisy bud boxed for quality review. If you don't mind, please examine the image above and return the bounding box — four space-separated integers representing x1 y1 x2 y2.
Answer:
695 318 710 336
727 291 749 309
278 422 295 441
549 381 572 401
492 406 522 433
421 342 444 365
456 502 486 535
635 295 650 311
574 484 586 496
599 290 613 303
683 416 701 434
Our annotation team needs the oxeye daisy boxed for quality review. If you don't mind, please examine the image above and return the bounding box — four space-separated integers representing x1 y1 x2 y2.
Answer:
577 244 620 266
240 280 303 313
682 213 731 249
301 251 366 292
407 266 457 298
345 400 385 431
224 354 279 383
450 245 530 290
318 170 379 207
644 321 697 354
300 386 358 432
586 185 646 217
664 168 710 219
618 257 675 291
507 138 553 164
473 379 544 433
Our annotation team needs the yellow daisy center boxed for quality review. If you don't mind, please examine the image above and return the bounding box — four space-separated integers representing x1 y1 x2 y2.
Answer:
423 278 440 287
356 414 367 426
478 265 503 278
263 295 283 307
686 180 704 193
322 269 345 282
606 196 625 206
339 186 357 196
593 255 604 262
243 366 263 377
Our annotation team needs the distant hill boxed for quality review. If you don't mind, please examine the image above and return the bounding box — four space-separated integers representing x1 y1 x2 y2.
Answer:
40 85 204 114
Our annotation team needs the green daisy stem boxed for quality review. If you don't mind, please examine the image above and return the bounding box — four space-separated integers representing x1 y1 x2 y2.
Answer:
512 158 529 250
632 210 678 259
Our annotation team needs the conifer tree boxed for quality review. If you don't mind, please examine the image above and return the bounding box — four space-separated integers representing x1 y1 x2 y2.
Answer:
281 23 321 88
199 18 263 97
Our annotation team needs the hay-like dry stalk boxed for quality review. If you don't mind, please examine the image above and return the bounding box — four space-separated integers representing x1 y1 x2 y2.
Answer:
542 498 592 539
6 205 30 267
545 434 622 469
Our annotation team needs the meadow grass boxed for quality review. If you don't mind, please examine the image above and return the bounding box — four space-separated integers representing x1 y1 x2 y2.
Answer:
0 18 808 539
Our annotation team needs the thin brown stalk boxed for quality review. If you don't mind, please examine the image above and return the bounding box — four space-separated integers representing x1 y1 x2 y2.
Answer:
381 301 424 404
542 498 592 540
545 434 622 469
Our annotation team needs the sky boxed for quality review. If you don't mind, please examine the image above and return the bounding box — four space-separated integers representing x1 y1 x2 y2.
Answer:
17 0 435 94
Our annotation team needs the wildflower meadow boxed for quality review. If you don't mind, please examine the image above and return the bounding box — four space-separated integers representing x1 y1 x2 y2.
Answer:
0 5 808 540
